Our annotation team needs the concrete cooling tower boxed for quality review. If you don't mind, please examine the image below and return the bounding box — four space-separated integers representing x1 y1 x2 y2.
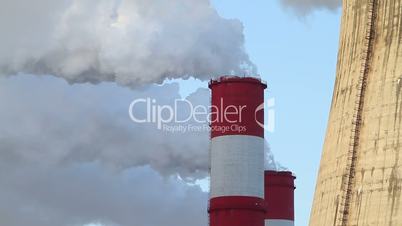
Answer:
310 0 402 225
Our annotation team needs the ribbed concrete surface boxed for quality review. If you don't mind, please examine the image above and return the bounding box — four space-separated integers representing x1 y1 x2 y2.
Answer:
310 0 402 225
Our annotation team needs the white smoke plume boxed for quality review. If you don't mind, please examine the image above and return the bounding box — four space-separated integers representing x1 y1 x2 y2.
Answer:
264 141 288 171
0 75 210 226
0 0 255 87
0 164 208 226
279 0 341 15
0 75 210 180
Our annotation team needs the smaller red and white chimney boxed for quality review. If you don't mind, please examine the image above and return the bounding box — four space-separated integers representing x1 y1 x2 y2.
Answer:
264 171 296 226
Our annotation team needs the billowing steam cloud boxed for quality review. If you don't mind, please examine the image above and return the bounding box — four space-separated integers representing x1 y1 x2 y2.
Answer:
0 164 208 226
0 75 210 226
0 0 255 86
0 75 210 180
279 0 341 15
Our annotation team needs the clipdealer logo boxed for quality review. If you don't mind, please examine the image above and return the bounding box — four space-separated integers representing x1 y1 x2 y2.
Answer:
128 97 275 133
255 98 275 133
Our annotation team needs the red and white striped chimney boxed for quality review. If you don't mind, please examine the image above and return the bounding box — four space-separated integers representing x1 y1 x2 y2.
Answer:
208 76 267 226
264 171 296 226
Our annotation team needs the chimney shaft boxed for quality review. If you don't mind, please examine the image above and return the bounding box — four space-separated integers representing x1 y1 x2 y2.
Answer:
208 76 267 226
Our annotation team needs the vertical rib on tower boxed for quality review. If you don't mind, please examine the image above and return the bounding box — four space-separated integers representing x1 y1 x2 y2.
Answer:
336 0 378 225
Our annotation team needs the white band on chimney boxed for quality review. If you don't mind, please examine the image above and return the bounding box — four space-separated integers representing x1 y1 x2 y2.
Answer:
265 219 294 226
210 135 264 198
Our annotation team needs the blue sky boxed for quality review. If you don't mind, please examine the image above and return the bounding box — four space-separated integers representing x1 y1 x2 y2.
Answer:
180 1 341 225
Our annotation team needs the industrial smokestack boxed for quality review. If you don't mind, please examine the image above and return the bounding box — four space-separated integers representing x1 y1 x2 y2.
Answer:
208 76 267 226
264 171 296 226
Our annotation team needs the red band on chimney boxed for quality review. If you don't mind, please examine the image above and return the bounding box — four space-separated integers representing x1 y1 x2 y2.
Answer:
209 196 266 226
209 76 267 138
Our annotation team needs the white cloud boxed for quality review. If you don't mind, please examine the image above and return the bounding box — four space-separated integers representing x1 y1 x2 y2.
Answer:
279 0 341 15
